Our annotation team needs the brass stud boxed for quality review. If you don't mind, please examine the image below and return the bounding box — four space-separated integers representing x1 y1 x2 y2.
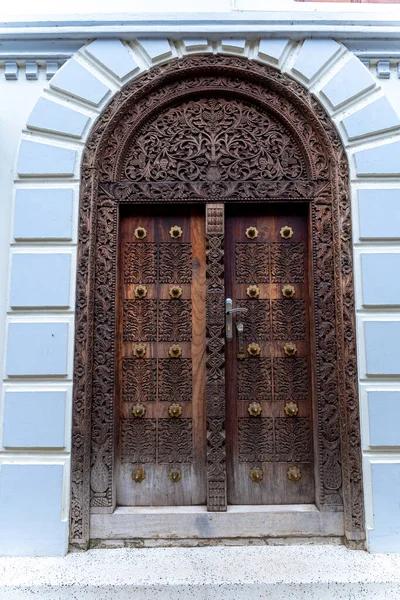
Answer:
287 466 302 482
283 342 297 357
247 342 261 357
132 404 146 418
250 467 263 483
134 285 148 299
245 226 259 239
133 343 146 358
169 468 182 483
248 402 262 417
169 285 183 299
168 344 182 358
133 344 146 358
134 226 147 240
246 284 260 298
284 402 299 417
168 403 183 418
282 284 295 299
132 467 145 483
280 225 294 239
169 225 183 239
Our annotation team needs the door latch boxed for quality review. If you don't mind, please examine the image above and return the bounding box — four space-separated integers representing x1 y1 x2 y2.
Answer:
225 298 248 342
236 321 245 360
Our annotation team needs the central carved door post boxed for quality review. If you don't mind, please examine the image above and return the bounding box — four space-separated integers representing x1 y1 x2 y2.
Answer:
205 204 227 511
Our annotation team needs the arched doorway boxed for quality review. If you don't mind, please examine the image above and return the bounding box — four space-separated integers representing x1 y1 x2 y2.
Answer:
71 54 364 548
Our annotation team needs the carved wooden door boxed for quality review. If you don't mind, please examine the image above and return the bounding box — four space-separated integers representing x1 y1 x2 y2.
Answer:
117 202 314 507
117 204 206 506
225 203 314 504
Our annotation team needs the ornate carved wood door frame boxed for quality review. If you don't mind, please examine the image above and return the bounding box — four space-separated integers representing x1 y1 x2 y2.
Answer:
70 55 365 549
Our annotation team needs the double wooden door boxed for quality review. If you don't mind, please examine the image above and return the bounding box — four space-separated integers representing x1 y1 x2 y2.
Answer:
117 203 314 507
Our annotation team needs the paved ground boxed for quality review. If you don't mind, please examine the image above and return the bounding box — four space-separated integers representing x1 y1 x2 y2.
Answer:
1 544 400 598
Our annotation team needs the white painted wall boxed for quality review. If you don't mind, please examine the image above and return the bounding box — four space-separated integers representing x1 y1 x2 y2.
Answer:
0 66 73 556
1 31 400 556
0 72 47 379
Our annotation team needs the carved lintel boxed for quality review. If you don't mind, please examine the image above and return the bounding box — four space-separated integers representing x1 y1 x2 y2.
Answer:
99 180 330 202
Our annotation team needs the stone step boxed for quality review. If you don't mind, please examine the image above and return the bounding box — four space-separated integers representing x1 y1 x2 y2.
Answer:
1 545 400 599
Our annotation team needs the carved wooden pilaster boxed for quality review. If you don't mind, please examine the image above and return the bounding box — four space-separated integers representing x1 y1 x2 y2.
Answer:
312 201 342 510
335 150 365 542
205 204 226 511
69 168 98 549
90 193 118 510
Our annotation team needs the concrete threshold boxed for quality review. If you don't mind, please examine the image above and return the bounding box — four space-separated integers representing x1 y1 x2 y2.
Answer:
1 545 400 599
90 504 344 540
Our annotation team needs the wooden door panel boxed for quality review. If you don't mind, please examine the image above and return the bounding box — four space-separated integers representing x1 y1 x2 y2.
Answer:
117 205 206 506
225 204 314 505
117 202 314 507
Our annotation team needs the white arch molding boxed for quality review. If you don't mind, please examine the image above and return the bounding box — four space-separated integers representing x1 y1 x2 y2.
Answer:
11 37 400 552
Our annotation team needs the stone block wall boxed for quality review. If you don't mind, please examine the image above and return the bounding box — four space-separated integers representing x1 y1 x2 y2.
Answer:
1 35 400 555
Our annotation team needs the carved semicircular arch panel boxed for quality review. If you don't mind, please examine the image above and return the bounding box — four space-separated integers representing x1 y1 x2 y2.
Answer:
119 96 307 184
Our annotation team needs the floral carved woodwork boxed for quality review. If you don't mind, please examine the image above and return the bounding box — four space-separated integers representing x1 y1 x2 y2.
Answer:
271 299 307 340
237 358 272 402
122 97 305 184
121 419 157 464
274 418 312 463
123 299 157 341
158 419 193 464
71 55 364 548
158 359 192 402
124 243 157 283
271 243 305 283
158 300 192 341
238 419 274 463
273 358 309 400
122 358 157 402
238 418 312 463
235 243 269 283
159 243 193 283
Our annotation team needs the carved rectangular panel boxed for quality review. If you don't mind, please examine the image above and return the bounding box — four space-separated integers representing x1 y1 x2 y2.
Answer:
238 418 311 464
158 419 193 464
123 299 157 341
271 242 304 283
158 300 192 341
237 358 272 401
122 358 157 402
121 418 157 464
271 299 306 340
225 203 314 505
124 242 157 283
238 418 274 462
159 243 193 283
235 243 269 283
158 359 192 402
117 205 206 507
273 358 309 400
274 418 312 463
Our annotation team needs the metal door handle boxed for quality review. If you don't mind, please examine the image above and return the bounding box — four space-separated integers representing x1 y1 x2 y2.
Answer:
236 321 245 360
225 298 248 342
